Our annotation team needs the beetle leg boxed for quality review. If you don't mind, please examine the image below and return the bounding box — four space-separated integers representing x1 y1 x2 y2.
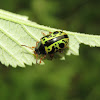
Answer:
48 32 52 35
41 32 46 36
49 32 52 34
42 32 52 36
59 49 63 53
49 54 54 60
39 55 46 64
35 54 38 64
36 41 39 46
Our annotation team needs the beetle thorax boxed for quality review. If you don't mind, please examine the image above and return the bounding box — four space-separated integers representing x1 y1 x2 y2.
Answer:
35 41 46 55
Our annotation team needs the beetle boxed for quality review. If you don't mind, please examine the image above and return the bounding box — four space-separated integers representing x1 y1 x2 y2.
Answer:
22 31 69 64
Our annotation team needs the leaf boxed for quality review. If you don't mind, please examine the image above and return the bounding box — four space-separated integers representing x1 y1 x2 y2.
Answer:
66 31 100 55
0 9 100 67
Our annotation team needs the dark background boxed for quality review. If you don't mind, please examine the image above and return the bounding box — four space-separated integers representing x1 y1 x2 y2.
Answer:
0 0 100 100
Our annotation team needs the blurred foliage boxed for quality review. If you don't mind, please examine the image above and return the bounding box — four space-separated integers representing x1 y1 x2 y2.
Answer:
0 0 100 100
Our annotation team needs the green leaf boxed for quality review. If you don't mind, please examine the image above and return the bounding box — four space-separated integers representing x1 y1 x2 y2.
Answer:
0 9 100 67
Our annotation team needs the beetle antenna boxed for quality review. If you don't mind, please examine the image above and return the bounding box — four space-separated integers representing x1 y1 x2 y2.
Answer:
21 45 35 50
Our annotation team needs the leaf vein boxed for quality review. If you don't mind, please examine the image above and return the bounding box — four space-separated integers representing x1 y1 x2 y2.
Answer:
0 26 33 55
21 25 39 41
0 42 25 67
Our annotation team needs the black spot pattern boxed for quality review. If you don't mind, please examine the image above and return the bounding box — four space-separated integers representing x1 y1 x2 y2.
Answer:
64 35 68 38
59 31 63 34
45 35 50 38
44 41 49 47
41 37 44 39
49 35 52 38
56 50 58 52
56 47 58 50
53 31 59 34
48 46 55 54
62 40 65 42
59 43 64 48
